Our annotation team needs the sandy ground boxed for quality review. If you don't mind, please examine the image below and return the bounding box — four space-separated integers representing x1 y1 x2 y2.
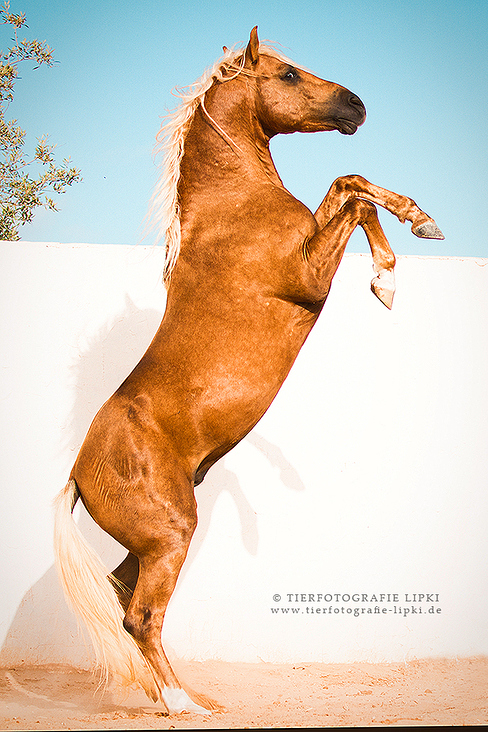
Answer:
0 657 487 729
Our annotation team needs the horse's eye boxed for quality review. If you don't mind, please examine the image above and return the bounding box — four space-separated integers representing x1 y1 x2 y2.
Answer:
282 68 299 83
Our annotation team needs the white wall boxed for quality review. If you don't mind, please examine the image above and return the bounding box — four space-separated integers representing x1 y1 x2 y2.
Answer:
1 242 487 667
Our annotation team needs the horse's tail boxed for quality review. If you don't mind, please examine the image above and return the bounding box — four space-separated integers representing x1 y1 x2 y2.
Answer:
53 479 159 701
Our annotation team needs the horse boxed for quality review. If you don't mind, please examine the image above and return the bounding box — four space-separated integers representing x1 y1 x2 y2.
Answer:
53 27 443 715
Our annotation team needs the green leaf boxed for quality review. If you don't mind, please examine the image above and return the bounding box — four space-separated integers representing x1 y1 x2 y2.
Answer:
0 1 80 239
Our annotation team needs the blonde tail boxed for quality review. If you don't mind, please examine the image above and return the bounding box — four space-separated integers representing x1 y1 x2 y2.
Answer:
53 479 159 701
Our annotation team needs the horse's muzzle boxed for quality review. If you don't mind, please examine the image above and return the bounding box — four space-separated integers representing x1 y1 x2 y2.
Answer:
336 93 366 135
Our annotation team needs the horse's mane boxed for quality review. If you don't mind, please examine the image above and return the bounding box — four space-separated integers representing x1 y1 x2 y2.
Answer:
145 40 307 283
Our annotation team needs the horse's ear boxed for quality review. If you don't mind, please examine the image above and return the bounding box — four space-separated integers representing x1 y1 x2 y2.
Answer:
245 26 259 66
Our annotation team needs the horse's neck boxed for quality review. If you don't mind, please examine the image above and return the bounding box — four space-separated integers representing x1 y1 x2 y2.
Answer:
179 83 284 196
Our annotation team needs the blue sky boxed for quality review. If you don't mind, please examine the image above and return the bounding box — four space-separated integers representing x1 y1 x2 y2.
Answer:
4 0 488 257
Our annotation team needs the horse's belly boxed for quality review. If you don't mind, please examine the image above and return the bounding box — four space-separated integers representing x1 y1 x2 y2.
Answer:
169 319 310 466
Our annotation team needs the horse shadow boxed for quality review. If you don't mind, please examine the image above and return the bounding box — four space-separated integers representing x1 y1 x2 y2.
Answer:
179 431 306 585
0 295 305 666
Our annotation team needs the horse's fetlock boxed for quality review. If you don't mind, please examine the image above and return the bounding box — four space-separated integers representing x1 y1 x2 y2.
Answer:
384 253 396 270
397 196 417 224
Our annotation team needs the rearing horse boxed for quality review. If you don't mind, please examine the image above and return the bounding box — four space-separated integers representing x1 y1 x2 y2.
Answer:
54 28 443 715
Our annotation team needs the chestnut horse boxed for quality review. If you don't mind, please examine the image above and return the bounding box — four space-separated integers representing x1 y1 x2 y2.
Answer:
54 27 443 714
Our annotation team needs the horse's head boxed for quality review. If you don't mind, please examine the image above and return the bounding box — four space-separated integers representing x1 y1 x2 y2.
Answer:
243 27 366 138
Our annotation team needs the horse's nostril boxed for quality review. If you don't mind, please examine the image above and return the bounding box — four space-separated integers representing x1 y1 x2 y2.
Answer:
349 93 365 110
347 93 366 123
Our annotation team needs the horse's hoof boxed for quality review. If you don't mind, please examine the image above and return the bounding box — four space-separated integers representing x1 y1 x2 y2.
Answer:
162 687 213 715
371 268 395 309
411 220 445 240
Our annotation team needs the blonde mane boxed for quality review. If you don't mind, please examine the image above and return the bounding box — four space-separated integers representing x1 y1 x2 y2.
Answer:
145 40 307 284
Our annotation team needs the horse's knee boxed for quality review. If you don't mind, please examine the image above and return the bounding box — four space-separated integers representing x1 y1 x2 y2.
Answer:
343 196 376 222
332 173 368 195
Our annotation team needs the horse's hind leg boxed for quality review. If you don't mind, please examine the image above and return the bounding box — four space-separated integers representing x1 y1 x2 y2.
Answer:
119 488 214 714
124 558 213 714
111 552 139 612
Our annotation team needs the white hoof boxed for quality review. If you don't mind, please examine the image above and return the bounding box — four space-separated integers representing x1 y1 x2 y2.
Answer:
161 686 212 715
371 267 395 309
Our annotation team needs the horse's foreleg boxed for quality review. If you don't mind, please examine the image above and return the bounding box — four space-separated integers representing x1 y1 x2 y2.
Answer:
303 197 390 303
315 174 444 240
361 209 397 309
312 174 443 307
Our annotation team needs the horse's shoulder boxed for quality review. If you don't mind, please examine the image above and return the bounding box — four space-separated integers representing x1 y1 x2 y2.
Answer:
251 182 318 227
271 186 319 235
